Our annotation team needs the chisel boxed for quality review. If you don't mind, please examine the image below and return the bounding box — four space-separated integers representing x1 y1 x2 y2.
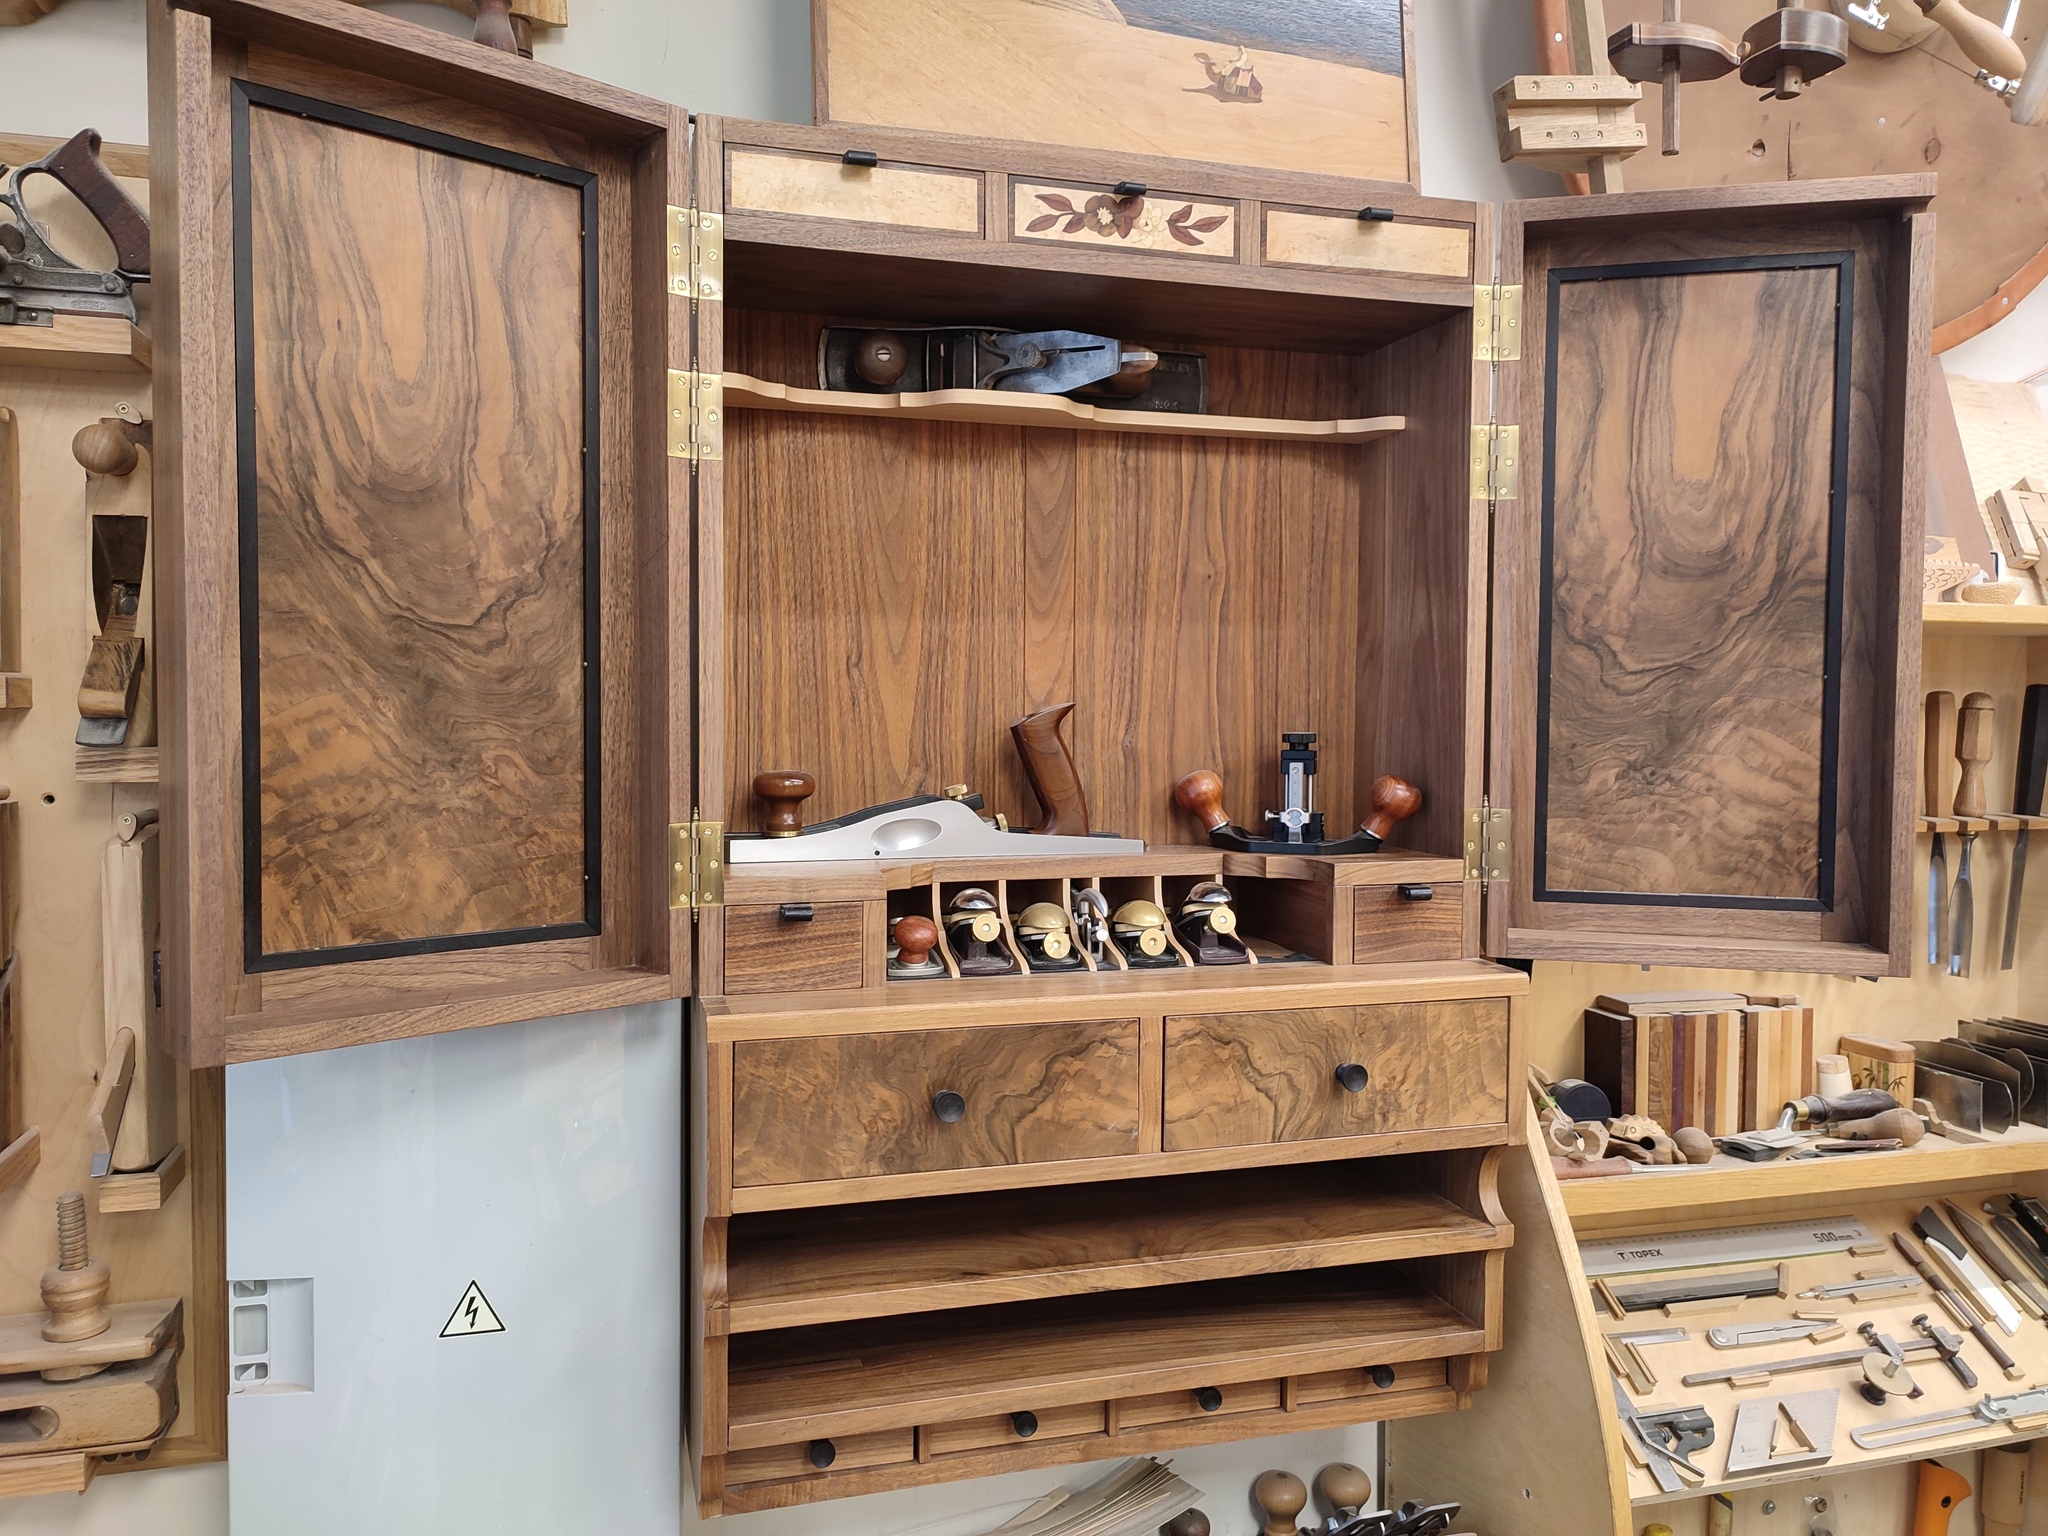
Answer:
1929 691 1956 967
1894 1230 2026 1381
1941 1200 2048 1319
1954 691 1995 977
1917 1204 2023 1334
2005 683 2048 969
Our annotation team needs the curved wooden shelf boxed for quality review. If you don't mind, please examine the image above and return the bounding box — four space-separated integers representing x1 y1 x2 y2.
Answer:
724 372 1407 443
1924 602 2048 636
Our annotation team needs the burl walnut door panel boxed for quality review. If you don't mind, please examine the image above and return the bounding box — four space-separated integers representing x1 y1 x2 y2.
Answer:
239 88 597 967
1162 1002 1510 1152
731 1020 1141 1186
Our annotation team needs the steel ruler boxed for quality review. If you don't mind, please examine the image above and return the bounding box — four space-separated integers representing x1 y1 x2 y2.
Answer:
1580 1216 1873 1278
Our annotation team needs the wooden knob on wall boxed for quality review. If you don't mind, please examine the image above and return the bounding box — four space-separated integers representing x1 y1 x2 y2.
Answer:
1360 775 1422 840
1314 1462 1372 1515
1173 770 1231 834
72 419 141 477
1252 1470 1308 1536
892 916 938 966
754 770 816 837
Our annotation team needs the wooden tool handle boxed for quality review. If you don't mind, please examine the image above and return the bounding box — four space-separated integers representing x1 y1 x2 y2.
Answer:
1917 0 2027 76
1159 1513 1210 1536
1011 702 1090 836
1956 692 1995 817
892 915 937 966
472 0 521 53
1314 1461 1372 1513
753 770 815 837
72 419 143 477
1361 775 1422 840
1912 1459 1972 1536
1981 1443 2027 1536
42 130 150 278
1251 1470 1307 1536
1173 770 1231 834
1926 691 1956 817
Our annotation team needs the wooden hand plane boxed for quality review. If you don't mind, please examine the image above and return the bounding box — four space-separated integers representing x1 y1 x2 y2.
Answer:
0 130 149 330
728 792 1144 864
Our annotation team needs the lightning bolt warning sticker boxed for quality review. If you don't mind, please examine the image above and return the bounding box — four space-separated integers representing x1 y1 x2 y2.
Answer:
438 1281 506 1339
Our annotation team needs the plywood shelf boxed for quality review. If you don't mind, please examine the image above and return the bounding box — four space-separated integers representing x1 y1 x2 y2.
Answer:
1924 602 2048 635
0 315 150 374
725 1267 1482 1447
722 1165 1508 1333
724 371 1407 443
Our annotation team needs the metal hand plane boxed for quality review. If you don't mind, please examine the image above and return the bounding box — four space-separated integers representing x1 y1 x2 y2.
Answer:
727 794 1145 864
0 130 151 329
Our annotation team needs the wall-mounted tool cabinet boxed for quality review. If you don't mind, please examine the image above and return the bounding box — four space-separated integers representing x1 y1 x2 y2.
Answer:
142 0 1930 1515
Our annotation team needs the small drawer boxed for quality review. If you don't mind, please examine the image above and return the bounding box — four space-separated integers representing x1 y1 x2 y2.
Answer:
726 145 983 234
1352 882 1463 963
1162 1001 1510 1152
1012 179 1237 261
723 901 865 996
732 1019 1141 1187
724 1428 914 1484
1116 1378 1281 1430
1292 1357 1448 1407
921 1401 1107 1457
1261 205 1473 280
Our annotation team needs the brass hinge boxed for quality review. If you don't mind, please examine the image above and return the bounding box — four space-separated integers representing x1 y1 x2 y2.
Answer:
669 820 725 909
667 206 724 302
1465 804 1511 882
1470 424 1520 501
1474 282 1523 361
666 370 724 461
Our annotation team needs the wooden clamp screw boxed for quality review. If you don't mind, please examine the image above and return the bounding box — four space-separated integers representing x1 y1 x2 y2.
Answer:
41 1191 112 1374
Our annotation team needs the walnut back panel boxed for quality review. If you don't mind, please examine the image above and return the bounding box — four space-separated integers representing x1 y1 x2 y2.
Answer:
240 93 595 963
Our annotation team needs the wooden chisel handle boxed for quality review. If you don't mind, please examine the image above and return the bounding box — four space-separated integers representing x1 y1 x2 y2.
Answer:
1927 692 1956 817
1957 692 1995 818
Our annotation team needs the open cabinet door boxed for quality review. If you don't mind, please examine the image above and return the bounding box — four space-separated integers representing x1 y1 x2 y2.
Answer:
1485 180 1931 977
149 0 693 1064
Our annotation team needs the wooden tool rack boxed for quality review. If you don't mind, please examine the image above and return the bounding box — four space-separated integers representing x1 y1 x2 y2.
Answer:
135 0 1931 1517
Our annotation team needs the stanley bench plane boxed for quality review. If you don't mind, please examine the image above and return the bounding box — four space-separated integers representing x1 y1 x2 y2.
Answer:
730 786 1144 865
0 130 150 330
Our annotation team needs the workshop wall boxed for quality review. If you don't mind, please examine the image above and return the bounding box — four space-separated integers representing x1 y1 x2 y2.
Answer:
5 2 2036 1533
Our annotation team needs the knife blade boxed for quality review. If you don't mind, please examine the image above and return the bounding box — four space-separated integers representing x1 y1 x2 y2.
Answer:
1992 1211 2048 1284
1929 691 1956 967
1954 692 1995 977
1941 1200 2048 1319
2006 684 2048 969
1916 1204 2023 1334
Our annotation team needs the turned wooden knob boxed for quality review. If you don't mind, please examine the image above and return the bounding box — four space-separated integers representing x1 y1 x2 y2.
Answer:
41 1192 111 1345
1253 1470 1308 1536
893 915 938 966
1360 775 1422 840
754 770 816 837
1315 1462 1373 1515
1174 769 1231 834
472 0 519 52
1160 1513 1211 1536
72 419 140 476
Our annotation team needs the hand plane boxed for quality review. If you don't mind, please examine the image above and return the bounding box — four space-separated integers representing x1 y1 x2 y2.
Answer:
819 325 1207 413
727 791 1144 864
0 130 150 330
1174 741 1421 857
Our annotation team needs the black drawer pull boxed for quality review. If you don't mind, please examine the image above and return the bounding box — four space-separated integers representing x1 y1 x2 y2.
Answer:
1194 1385 1223 1413
1011 1411 1039 1438
1358 206 1396 222
1369 1364 1397 1390
842 149 879 168
932 1089 967 1123
1335 1063 1370 1094
808 1438 836 1468
1111 179 1147 199
1396 884 1433 902
779 902 814 922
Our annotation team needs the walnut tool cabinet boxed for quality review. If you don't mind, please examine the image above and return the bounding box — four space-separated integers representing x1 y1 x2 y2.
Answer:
143 0 1929 1515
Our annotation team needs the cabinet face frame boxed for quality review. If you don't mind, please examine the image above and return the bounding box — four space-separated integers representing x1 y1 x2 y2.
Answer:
1486 180 1931 977
150 0 693 1065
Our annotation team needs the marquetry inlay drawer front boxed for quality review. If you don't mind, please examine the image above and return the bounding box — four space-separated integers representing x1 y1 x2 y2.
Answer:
1011 179 1237 260
1261 206 1474 280
722 901 865 996
1352 883 1463 964
1161 1001 1510 1153
726 145 984 233
724 1428 914 1484
730 1020 1141 1186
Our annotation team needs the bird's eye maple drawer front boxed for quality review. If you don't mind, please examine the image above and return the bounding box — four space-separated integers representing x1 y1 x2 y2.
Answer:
1352 883 1463 964
726 145 984 234
1260 205 1474 281
730 1020 1141 1186
721 902 865 996
1162 1002 1509 1153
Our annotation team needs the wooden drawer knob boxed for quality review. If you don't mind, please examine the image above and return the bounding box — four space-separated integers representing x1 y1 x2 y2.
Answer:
1010 1410 1038 1438
808 1438 835 1469
893 916 938 967
1335 1062 1370 1094
754 770 816 837
932 1089 967 1123
1194 1385 1223 1413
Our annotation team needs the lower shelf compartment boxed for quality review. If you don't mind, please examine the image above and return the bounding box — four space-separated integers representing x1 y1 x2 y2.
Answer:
726 1265 1485 1448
